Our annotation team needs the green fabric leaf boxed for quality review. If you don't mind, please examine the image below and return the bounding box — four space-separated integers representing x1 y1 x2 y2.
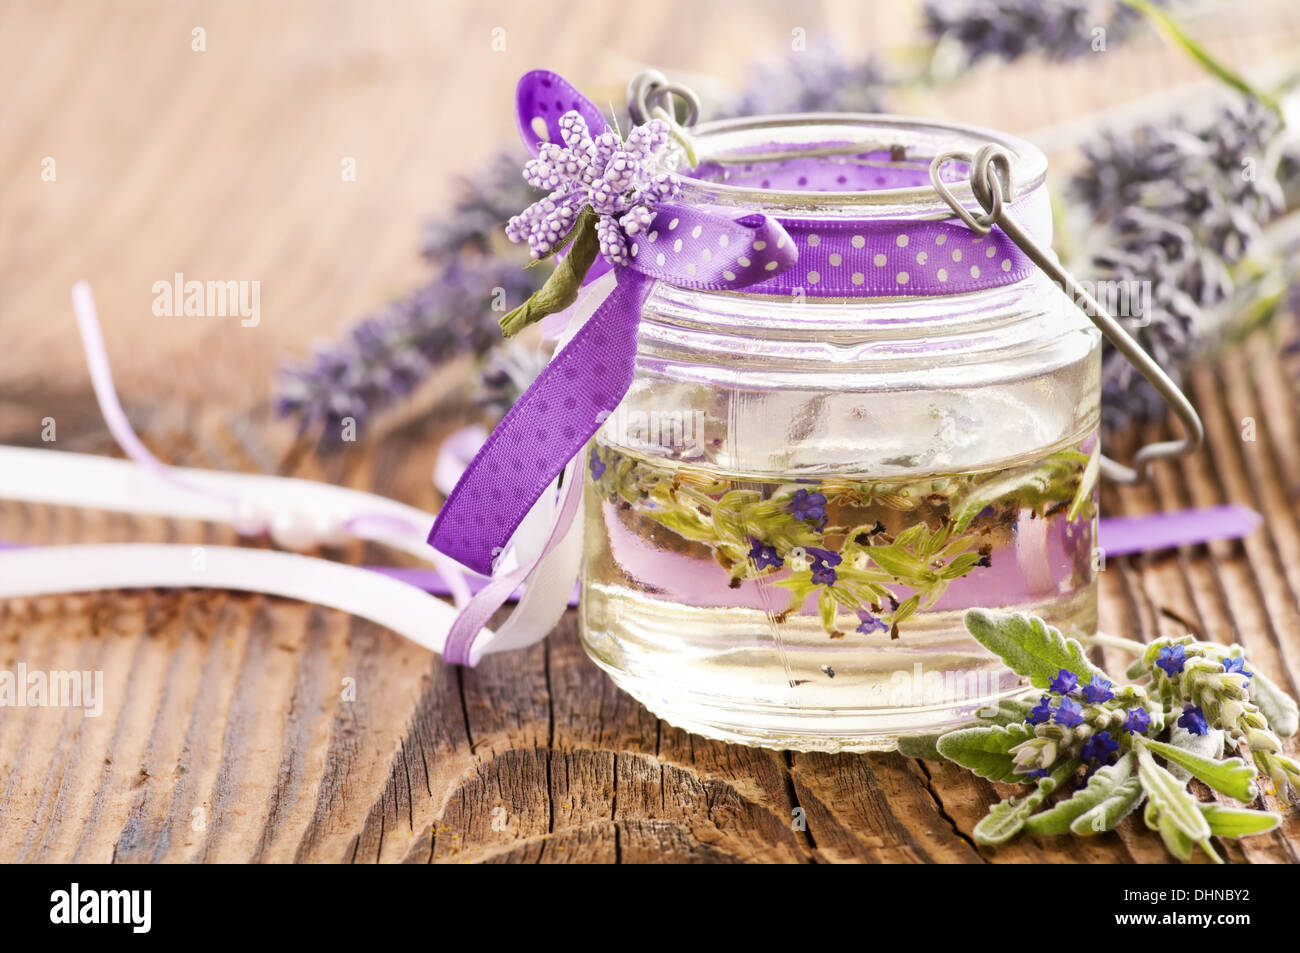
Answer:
935 723 1035 782
499 207 599 337
1143 738 1258 802
963 610 1108 689
1251 669 1300 738
1025 752 1137 836
1197 802 1282 838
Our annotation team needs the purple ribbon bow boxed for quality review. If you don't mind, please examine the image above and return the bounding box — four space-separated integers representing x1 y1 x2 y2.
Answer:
429 71 799 576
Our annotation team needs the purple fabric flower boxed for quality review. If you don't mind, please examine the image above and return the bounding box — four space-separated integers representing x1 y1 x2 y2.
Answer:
1082 676 1115 704
788 489 828 523
1026 695 1053 726
1049 669 1079 695
1055 697 1084 728
855 609 888 636
1081 731 1120 765
1177 705 1209 736
1122 707 1151 734
505 113 680 264
1222 656 1252 679
747 538 783 571
588 449 605 481
1156 644 1187 676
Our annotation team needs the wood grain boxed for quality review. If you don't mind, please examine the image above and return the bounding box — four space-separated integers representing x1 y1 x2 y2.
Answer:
3 0 1300 863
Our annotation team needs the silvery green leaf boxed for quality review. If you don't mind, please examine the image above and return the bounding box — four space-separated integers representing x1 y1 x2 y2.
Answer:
964 610 1108 689
896 733 943 760
1025 752 1137 836
973 696 1038 725
1070 779 1144 836
896 696 1036 760
974 793 1041 846
1251 669 1300 738
973 760 1075 846
1163 726 1225 782
1126 657 1148 680
935 722 1036 782
1197 802 1282 838
1143 737 1258 802
1136 740 1214 860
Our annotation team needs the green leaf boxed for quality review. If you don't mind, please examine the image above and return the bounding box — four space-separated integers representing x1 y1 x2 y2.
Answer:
1025 752 1139 836
1071 779 1145 836
973 759 1078 846
1251 669 1300 738
896 733 943 761
1142 737 1258 802
935 723 1035 782
896 696 1036 761
1119 0 1284 122
963 610 1108 689
1067 445 1099 521
499 207 599 337
1135 739 1216 861
817 588 838 635
1198 802 1282 838
1163 726 1225 782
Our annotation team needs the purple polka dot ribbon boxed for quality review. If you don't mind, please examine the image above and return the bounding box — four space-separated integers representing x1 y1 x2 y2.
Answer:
428 70 1053 579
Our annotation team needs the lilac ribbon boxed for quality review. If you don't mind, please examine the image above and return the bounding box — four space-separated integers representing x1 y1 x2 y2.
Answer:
429 69 1056 592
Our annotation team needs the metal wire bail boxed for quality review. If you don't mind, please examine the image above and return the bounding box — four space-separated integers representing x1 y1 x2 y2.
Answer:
627 69 701 128
929 147 1205 486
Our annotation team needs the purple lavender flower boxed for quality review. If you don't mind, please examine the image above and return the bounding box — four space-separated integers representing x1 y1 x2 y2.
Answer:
719 42 888 118
1177 705 1209 736
788 489 827 523
855 609 888 636
275 257 541 444
1156 643 1187 676
747 538 783 571
1049 669 1079 695
1080 730 1119 765
506 113 680 265
1082 676 1115 704
1222 656 1252 679
1074 97 1288 431
1055 697 1084 728
1123 707 1152 734
588 449 606 481
1026 695 1054 726
806 548 841 587
923 0 1154 66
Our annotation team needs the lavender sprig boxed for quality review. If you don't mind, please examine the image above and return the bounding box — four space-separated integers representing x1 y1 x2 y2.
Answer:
924 611 1295 860
1072 96 1293 429
716 41 889 118
275 257 540 444
923 0 1152 65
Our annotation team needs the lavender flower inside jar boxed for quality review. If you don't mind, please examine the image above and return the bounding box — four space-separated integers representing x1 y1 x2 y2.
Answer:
579 114 1101 751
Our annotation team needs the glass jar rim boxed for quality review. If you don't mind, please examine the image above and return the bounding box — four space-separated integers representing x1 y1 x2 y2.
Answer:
674 113 1048 219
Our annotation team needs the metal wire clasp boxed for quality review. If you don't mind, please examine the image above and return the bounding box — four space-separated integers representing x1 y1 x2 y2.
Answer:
929 145 1204 485
627 70 701 128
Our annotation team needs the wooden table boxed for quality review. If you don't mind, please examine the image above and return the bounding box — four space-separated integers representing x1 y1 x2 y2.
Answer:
3 0 1300 864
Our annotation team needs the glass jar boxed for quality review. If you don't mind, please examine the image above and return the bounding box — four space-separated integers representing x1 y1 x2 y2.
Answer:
579 115 1101 752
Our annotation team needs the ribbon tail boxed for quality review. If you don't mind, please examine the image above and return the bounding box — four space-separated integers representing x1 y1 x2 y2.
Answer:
429 268 652 578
